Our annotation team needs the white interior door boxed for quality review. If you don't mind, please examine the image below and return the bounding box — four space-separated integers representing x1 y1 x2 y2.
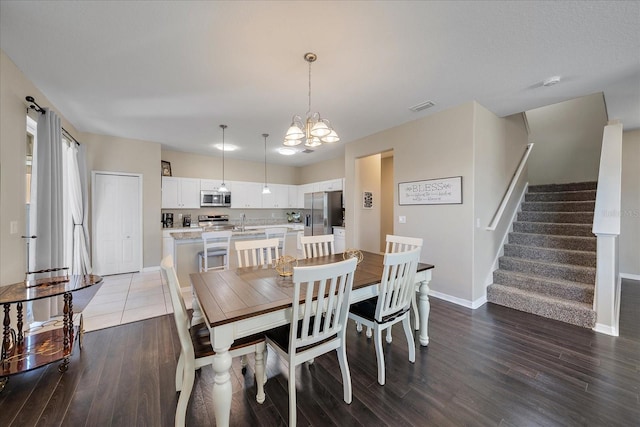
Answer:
92 172 142 275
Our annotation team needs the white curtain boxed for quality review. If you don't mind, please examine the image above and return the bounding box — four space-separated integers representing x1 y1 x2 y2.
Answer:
31 108 65 321
66 142 92 275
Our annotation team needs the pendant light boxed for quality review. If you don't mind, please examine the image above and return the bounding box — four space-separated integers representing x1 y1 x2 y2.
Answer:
262 133 271 194
218 124 229 192
283 52 339 149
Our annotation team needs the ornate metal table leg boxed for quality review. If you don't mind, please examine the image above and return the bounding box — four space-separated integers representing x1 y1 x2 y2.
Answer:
2 304 10 361
68 292 74 348
16 302 23 344
0 377 8 393
79 314 84 350
63 293 70 349
58 358 69 373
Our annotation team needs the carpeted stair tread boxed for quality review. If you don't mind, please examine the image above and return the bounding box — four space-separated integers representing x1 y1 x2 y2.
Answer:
528 181 598 192
517 211 594 224
489 180 597 329
499 256 595 284
508 232 596 251
521 201 595 212
525 190 596 202
504 243 596 267
487 284 596 328
493 269 594 303
513 221 594 237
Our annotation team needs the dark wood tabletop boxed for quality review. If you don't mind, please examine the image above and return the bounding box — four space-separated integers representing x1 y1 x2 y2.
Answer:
0 274 103 304
190 251 434 328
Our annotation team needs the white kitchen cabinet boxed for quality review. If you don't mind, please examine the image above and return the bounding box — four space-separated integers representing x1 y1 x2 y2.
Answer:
162 177 201 209
262 183 289 208
288 186 298 209
200 179 222 191
231 181 262 208
297 183 314 208
319 179 343 191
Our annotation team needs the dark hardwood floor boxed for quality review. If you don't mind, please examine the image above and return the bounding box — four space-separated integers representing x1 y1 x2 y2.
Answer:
1 280 639 426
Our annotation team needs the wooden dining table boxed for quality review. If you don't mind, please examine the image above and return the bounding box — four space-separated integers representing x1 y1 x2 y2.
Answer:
189 251 434 427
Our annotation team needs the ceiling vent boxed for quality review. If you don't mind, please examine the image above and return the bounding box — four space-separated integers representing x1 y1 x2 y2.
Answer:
409 100 435 112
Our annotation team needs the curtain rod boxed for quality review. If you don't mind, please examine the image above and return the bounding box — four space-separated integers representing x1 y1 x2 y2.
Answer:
26 96 80 146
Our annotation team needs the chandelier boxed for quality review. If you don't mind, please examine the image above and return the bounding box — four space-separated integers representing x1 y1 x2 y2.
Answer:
283 52 339 149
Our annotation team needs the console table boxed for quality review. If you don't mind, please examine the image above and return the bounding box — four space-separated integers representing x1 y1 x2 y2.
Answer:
0 274 103 391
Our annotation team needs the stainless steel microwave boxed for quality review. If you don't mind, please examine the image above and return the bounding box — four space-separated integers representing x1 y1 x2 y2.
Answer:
200 191 231 207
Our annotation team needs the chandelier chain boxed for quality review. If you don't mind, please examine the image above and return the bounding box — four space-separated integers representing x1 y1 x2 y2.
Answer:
308 58 312 114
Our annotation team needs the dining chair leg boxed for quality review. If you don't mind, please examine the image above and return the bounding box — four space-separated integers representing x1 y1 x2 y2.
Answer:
402 315 416 363
386 328 393 343
374 326 386 385
254 349 266 404
288 363 297 427
411 289 420 331
240 355 248 374
263 348 268 384
176 363 195 427
336 346 352 404
176 351 185 392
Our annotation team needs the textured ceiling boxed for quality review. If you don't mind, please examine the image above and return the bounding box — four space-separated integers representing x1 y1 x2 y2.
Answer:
1 1 638 167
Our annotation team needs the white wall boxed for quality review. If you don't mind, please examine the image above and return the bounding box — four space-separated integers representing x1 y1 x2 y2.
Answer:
527 93 607 185
354 154 382 252
83 133 162 269
621 129 640 276
346 102 476 302
472 108 529 303
0 49 79 285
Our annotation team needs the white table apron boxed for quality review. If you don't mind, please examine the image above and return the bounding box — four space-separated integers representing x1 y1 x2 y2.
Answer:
191 268 432 427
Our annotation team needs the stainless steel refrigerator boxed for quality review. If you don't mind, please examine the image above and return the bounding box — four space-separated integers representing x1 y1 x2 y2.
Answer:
304 191 343 236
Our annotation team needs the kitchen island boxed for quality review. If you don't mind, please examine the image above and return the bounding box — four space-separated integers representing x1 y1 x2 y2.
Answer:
169 225 303 289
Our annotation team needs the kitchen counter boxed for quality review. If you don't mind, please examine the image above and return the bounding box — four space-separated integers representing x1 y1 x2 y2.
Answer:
167 224 303 287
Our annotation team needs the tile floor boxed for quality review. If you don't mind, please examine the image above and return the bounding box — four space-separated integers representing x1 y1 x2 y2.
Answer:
81 270 191 332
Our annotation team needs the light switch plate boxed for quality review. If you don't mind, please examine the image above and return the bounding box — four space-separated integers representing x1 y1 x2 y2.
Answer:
10 221 18 234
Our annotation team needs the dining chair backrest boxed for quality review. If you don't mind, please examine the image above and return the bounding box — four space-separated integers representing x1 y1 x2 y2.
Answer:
161 255 194 361
201 230 233 271
375 247 421 322
300 234 335 259
290 256 357 353
265 227 288 256
235 238 280 267
385 234 423 254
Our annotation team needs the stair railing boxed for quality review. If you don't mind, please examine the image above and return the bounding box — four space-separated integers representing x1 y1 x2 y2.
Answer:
486 143 534 231
592 120 623 336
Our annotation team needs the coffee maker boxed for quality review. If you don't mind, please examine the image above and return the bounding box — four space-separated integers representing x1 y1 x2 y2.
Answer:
162 213 174 228
182 214 191 227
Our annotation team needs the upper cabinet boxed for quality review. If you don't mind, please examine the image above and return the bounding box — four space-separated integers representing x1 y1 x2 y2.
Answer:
231 181 263 208
318 179 343 192
262 184 289 209
162 177 200 209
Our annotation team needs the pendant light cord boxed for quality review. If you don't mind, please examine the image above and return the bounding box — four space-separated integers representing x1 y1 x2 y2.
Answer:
263 134 268 185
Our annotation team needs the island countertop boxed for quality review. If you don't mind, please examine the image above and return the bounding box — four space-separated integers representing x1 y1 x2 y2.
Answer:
170 225 302 241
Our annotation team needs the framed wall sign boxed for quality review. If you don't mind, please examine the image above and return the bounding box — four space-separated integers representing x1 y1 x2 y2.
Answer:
363 191 373 209
398 176 462 205
161 160 172 177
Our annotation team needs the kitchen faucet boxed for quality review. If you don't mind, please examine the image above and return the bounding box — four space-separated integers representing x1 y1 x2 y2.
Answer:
240 213 246 231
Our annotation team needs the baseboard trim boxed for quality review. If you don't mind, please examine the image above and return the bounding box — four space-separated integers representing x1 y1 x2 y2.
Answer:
429 290 486 309
142 265 160 273
620 273 640 281
593 323 619 336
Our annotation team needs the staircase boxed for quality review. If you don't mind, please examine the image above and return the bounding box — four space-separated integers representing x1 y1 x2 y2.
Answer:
487 182 597 328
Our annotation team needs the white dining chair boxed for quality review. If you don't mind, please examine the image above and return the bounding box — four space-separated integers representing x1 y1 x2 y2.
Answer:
160 255 267 427
348 247 421 386
265 227 288 257
300 234 335 259
265 257 357 426
198 230 232 272
235 238 281 268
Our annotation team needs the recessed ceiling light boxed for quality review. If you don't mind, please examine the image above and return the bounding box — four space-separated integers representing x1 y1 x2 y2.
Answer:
542 76 561 87
278 147 296 156
213 143 238 151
